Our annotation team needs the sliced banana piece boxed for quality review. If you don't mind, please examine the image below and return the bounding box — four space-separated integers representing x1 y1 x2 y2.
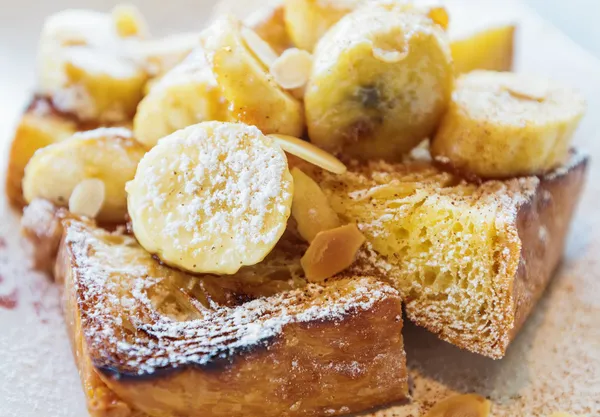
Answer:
431 71 586 178
37 9 121 98
134 49 229 148
305 4 454 161
291 167 341 242
201 16 304 137
127 121 293 275
245 2 292 54
38 9 121 49
284 0 365 52
23 127 146 223
424 394 491 417
123 32 202 77
112 4 150 39
451 25 515 74
37 8 150 123
269 134 346 174
52 46 147 123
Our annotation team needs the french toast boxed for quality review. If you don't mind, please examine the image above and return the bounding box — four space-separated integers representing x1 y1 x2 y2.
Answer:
6 97 88 208
22 203 409 417
303 150 588 358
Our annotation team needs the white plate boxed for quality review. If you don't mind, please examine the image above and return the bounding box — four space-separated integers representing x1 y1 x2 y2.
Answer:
0 1 599 416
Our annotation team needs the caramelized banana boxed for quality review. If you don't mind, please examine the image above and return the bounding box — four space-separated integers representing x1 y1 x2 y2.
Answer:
37 8 148 123
284 0 365 52
431 71 586 178
451 25 515 74
305 4 453 161
245 2 292 53
201 16 304 137
23 128 145 222
134 49 228 148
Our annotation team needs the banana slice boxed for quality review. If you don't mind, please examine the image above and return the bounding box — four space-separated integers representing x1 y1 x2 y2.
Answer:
23 127 146 223
37 8 149 123
245 2 292 54
284 0 365 52
424 394 491 417
38 9 120 49
127 121 293 275
112 4 150 39
269 134 346 174
451 25 515 74
123 32 202 77
291 167 341 242
201 16 304 137
52 46 147 123
305 4 454 161
431 71 586 178
134 49 229 148
37 9 120 97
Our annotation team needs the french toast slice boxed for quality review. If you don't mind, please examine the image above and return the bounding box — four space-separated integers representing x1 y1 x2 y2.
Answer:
306 150 588 358
6 98 81 208
48 216 408 417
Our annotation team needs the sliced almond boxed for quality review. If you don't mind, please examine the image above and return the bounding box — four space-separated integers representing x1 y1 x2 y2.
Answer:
424 394 491 417
241 26 278 69
504 79 548 102
270 48 313 90
69 179 106 218
301 224 365 282
269 134 347 174
291 167 341 243
371 30 408 64
112 4 149 38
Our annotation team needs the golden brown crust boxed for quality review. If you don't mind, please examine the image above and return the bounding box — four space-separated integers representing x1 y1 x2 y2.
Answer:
402 153 588 357
56 220 408 417
509 155 588 339
307 151 588 358
6 99 79 208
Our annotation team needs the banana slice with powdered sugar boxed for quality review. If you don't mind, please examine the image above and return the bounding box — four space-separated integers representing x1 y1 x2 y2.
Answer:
431 70 586 178
127 121 294 275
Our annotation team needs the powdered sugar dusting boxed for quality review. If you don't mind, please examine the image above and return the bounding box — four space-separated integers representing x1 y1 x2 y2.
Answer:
128 122 293 273
72 127 133 140
64 220 397 376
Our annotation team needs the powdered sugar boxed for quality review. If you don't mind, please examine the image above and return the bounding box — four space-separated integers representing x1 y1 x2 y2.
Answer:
128 122 293 274
72 126 133 140
63 220 398 376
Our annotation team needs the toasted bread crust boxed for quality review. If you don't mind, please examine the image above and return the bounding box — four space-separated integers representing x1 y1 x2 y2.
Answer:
510 155 588 338
406 153 588 357
6 99 79 208
305 151 588 358
56 220 408 417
